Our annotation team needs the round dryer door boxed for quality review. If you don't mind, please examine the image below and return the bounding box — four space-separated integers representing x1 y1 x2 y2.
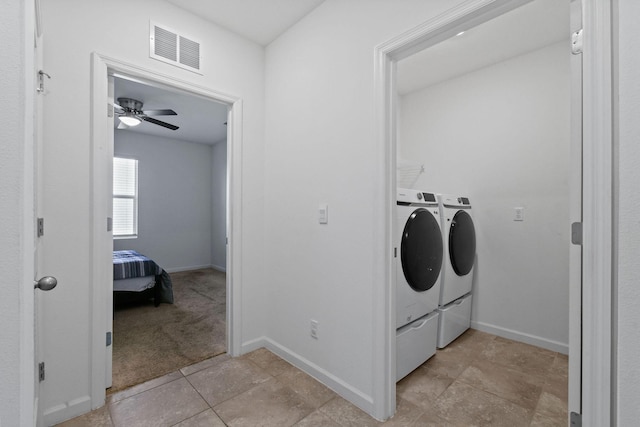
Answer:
449 210 476 276
401 208 443 292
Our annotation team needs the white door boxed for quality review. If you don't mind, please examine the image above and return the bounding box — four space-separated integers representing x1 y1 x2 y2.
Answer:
568 0 583 420
33 2 58 424
33 23 44 427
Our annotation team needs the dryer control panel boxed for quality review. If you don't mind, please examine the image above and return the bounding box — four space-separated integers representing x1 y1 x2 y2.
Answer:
423 192 437 202
397 188 438 206
439 194 472 209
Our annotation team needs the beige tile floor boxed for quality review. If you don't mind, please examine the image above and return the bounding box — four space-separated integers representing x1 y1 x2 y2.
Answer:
56 329 568 426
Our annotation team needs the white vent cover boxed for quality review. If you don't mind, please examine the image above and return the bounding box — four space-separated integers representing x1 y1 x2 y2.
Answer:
150 22 201 74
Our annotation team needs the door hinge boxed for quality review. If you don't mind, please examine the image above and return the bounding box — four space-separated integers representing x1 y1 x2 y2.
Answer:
570 412 581 426
571 29 583 55
37 218 44 237
38 362 45 382
571 222 583 245
106 331 112 346
107 217 113 232
394 247 397 258
108 103 114 118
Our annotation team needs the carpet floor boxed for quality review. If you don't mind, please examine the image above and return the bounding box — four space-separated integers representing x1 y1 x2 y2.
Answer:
110 268 226 393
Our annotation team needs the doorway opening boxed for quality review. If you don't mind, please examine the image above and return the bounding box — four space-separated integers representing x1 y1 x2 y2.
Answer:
89 53 244 406
109 74 229 392
373 0 584 421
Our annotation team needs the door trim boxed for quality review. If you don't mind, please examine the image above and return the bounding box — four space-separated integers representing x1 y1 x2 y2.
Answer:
89 52 243 407
568 0 584 419
374 0 612 421
580 0 614 424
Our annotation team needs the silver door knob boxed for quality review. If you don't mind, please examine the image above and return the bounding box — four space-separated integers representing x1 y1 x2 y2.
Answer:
34 276 57 291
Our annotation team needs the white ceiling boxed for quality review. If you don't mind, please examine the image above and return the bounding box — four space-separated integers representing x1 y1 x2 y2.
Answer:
114 76 228 145
165 0 326 46
397 0 569 95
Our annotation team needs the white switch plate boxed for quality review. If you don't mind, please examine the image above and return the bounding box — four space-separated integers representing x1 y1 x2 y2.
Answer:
310 319 319 339
318 204 328 224
514 207 525 221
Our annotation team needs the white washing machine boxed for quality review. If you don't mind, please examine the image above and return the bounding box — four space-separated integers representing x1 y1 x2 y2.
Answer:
436 194 476 348
395 188 442 381
396 188 443 329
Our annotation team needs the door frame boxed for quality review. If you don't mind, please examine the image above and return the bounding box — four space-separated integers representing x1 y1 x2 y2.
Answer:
373 0 613 422
89 53 243 407
578 0 614 424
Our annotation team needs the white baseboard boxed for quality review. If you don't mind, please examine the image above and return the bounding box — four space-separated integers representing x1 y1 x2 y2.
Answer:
43 395 91 427
165 264 215 273
240 337 374 416
210 263 226 273
239 336 267 355
471 320 569 355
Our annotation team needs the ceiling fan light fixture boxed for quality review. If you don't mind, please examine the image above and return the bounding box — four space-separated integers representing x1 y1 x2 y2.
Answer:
119 115 141 127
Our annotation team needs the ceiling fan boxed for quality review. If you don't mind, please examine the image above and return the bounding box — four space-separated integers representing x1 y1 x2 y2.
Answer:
114 97 179 130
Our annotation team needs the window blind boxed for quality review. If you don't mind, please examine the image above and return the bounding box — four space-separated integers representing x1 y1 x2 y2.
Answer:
113 157 138 237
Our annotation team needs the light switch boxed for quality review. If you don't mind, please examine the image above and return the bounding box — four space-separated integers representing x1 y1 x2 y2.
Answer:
514 207 525 221
319 203 328 224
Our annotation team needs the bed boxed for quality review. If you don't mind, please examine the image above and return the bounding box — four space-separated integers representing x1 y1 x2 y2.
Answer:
113 250 174 306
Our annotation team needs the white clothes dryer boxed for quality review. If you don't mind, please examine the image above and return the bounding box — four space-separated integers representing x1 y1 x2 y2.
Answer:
437 194 476 348
395 188 443 329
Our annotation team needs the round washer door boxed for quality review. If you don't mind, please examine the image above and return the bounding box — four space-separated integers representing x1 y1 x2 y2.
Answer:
401 208 443 292
449 210 476 276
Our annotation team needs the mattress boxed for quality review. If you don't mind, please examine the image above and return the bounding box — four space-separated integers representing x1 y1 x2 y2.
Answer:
112 250 174 304
113 275 156 293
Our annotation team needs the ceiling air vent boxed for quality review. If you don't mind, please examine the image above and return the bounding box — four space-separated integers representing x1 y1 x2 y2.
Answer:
150 22 202 74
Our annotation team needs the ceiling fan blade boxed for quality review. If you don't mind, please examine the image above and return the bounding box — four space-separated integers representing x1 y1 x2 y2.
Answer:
141 109 177 116
141 116 179 130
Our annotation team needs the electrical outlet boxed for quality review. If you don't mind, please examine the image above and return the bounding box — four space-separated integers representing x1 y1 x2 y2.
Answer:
310 319 319 339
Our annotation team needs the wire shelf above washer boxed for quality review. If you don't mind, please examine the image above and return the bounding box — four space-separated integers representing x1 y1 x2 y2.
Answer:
397 161 424 188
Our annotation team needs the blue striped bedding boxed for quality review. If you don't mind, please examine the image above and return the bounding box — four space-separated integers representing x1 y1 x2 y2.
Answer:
113 250 161 280
113 250 174 304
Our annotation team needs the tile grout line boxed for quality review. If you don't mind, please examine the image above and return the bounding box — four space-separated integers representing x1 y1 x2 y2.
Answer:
182 356 282 424
108 371 184 405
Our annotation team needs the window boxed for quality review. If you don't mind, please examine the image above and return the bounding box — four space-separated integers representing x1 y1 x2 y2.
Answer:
113 157 138 238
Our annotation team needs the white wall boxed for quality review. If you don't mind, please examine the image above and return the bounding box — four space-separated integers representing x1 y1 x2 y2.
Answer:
616 0 640 423
211 141 227 272
264 0 468 414
39 0 265 423
398 42 571 352
0 0 24 421
113 131 215 272
2 0 638 425
0 1 35 426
